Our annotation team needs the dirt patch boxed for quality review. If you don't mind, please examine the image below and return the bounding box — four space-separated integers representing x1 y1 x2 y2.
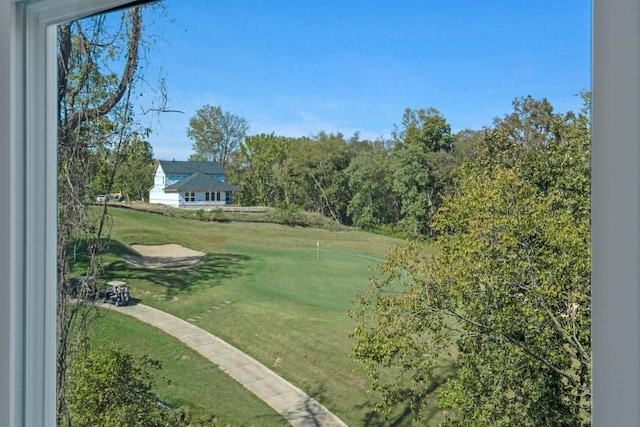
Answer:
122 244 205 270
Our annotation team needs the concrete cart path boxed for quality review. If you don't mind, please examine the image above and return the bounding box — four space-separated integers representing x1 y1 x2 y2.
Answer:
105 303 348 427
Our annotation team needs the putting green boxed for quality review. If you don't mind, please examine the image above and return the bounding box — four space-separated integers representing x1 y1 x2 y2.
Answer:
247 249 382 311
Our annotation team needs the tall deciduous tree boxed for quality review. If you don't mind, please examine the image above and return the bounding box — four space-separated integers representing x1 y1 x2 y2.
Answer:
187 104 249 168
236 133 293 206
90 134 155 201
451 128 482 164
392 107 453 237
116 136 155 201
493 95 559 149
288 132 352 223
345 141 398 229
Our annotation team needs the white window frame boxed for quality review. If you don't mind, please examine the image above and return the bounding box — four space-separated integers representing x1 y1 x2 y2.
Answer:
591 1 640 426
0 0 637 426
0 1 153 425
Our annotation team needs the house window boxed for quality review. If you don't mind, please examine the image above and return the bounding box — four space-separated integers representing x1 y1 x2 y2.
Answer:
205 192 210 201
216 192 221 201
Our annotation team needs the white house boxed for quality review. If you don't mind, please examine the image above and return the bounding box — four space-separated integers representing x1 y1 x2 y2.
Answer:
149 160 241 207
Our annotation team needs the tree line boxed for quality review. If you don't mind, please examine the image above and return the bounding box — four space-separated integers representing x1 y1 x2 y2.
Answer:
187 94 588 241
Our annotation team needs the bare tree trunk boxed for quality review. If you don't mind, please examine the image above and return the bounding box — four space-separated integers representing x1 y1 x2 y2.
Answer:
310 172 340 223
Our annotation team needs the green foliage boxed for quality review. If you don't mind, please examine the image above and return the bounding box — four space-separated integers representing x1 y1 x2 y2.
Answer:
349 243 453 418
236 133 293 206
432 167 590 426
493 95 558 148
351 95 591 426
187 104 249 167
395 107 454 153
230 122 473 234
90 134 155 202
269 203 309 226
521 99 591 221
451 129 482 162
345 141 398 229
67 342 185 427
474 93 591 222
392 108 454 237
287 132 353 223
115 137 155 201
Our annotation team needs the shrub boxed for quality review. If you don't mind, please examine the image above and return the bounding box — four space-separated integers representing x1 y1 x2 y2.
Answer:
66 342 185 427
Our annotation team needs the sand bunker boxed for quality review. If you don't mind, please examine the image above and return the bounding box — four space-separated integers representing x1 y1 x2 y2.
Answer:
122 244 205 269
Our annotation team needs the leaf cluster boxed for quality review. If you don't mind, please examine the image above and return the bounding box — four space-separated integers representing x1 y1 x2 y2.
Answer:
66 342 185 427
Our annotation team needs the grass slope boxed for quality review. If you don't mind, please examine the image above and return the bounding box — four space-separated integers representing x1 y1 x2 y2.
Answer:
89 310 288 426
85 207 445 426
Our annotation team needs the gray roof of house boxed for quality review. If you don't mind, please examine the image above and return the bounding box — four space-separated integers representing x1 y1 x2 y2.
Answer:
158 160 225 176
164 173 241 192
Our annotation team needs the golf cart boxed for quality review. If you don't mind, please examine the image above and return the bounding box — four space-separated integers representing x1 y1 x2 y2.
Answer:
102 280 130 306
68 275 98 300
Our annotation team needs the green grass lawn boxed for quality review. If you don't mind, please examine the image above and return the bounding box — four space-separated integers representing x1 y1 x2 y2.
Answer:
89 310 288 426
82 207 447 426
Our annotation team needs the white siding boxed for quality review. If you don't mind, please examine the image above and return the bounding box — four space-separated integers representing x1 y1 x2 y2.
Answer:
151 165 166 190
149 190 180 207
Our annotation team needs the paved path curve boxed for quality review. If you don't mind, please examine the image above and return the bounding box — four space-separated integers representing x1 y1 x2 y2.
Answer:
105 303 348 427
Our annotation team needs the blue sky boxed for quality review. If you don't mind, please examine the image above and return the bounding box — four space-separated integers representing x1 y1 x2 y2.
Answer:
136 0 591 161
